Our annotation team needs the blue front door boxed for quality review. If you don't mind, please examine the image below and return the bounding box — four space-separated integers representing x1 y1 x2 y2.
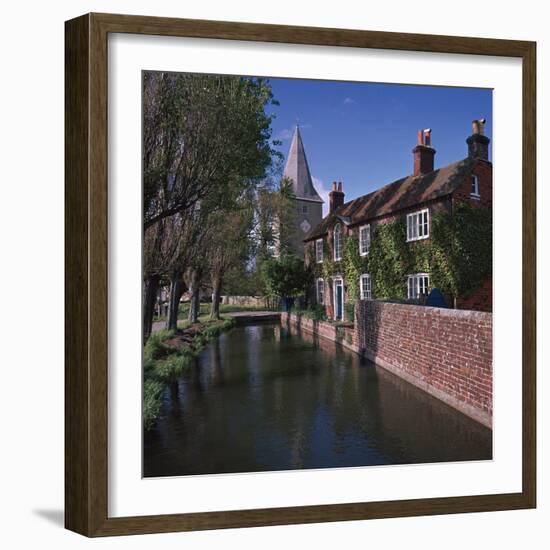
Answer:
335 280 343 320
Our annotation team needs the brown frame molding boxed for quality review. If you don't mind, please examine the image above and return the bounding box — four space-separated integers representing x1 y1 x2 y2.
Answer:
65 12 536 537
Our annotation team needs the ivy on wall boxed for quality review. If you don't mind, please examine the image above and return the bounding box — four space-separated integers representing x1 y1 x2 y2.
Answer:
320 240 336 281
314 202 492 304
342 236 368 302
368 219 412 299
428 203 492 298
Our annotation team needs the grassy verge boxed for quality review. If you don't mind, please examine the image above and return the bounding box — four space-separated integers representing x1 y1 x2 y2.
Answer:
143 317 236 429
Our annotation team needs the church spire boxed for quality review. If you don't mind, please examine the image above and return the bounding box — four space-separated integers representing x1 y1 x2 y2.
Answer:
282 126 324 203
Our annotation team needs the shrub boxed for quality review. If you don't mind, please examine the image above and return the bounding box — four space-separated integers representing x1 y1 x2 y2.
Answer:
291 304 327 321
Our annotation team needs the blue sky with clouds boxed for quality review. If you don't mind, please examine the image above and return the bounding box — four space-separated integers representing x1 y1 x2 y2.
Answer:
266 78 492 215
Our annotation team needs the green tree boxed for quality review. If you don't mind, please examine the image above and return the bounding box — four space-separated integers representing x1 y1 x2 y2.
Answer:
207 206 256 319
142 73 279 340
143 72 277 229
261 254 312 300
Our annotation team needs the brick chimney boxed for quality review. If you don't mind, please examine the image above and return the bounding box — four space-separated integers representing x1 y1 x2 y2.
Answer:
412 128 436 176
467 118 490 160
329 181 345 213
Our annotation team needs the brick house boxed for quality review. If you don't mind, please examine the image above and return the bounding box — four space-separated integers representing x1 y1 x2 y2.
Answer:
304 120 492 318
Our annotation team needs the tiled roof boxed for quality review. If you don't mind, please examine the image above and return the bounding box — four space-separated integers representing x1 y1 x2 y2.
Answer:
304 157 481 241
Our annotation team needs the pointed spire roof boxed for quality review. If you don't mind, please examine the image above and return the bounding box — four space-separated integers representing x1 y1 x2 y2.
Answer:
282 126 324 203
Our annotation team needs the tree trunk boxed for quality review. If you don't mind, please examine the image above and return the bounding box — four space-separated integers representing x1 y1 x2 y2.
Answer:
210 275 222 319
166 270 184 331
188 269 201 323
143 274 160 343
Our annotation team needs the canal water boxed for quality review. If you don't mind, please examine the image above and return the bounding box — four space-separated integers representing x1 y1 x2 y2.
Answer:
143 323 492 477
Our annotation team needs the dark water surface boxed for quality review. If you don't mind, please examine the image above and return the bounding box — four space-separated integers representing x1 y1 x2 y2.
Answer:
143 323 492 477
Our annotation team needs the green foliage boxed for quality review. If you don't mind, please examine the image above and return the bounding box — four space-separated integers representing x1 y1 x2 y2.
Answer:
429 203 492 298
291 303 327 321
261 253 313 299
143 329 176 363
341 236 369 302
320 240 337 281
143 73 280 228
318 203 491 304
153 354 192 383
143 380 164 430
368 219 411 299
368 204 491 300
344 302 355 322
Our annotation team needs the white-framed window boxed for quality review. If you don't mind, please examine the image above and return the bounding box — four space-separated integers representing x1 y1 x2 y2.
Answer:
407 273 430 299
333 223 343 261
470 174 480 198
316 278 325 305
406 208 429 241
359 224 371 256
359 273 372 300
315 239 323 263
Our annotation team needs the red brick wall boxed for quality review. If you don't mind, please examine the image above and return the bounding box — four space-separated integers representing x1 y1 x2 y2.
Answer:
280 312 358 353
453 159 492 209
354 300 492 427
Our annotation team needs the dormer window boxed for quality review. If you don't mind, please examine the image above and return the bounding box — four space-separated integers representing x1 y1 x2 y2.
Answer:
315 239 323 263
333 224 343 261
359 224 371 256
470 175 480 198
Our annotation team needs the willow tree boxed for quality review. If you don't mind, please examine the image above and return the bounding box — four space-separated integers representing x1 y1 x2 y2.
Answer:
207 206 255 319
142 72 279 340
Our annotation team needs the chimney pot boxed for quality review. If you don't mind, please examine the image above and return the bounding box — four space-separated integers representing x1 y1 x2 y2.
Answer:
424 129 431 146
467 118 490 160
412 129 436 176
329 180 345 213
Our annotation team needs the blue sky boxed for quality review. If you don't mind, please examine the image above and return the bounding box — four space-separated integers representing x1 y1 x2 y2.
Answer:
266 78 492 215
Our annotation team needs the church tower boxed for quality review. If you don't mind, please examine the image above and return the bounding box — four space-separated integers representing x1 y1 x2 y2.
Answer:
281 126 324 258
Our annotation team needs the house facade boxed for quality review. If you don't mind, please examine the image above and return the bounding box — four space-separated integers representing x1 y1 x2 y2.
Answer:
304 120 492 318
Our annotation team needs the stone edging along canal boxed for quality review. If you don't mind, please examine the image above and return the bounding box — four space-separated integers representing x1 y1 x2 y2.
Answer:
281 303 493 429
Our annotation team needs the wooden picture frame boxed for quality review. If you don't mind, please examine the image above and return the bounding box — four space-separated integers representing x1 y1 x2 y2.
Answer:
65 12 536 537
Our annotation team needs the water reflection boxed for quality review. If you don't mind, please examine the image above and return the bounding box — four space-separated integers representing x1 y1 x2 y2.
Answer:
144 324 492 477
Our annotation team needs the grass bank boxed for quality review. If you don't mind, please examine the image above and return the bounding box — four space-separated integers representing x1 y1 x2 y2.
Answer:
143 316 236 429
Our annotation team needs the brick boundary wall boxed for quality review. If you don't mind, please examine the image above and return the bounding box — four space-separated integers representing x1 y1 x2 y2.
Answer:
354 300 492 428
281 303 492 428
280 313 358 354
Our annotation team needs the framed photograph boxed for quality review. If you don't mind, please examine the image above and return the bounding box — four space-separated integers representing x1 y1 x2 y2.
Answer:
65 13 536 536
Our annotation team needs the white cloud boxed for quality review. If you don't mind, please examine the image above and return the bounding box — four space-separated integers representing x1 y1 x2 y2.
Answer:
275 128 293 140
275 123 313 141
312 176 330 217
343 97 357 105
